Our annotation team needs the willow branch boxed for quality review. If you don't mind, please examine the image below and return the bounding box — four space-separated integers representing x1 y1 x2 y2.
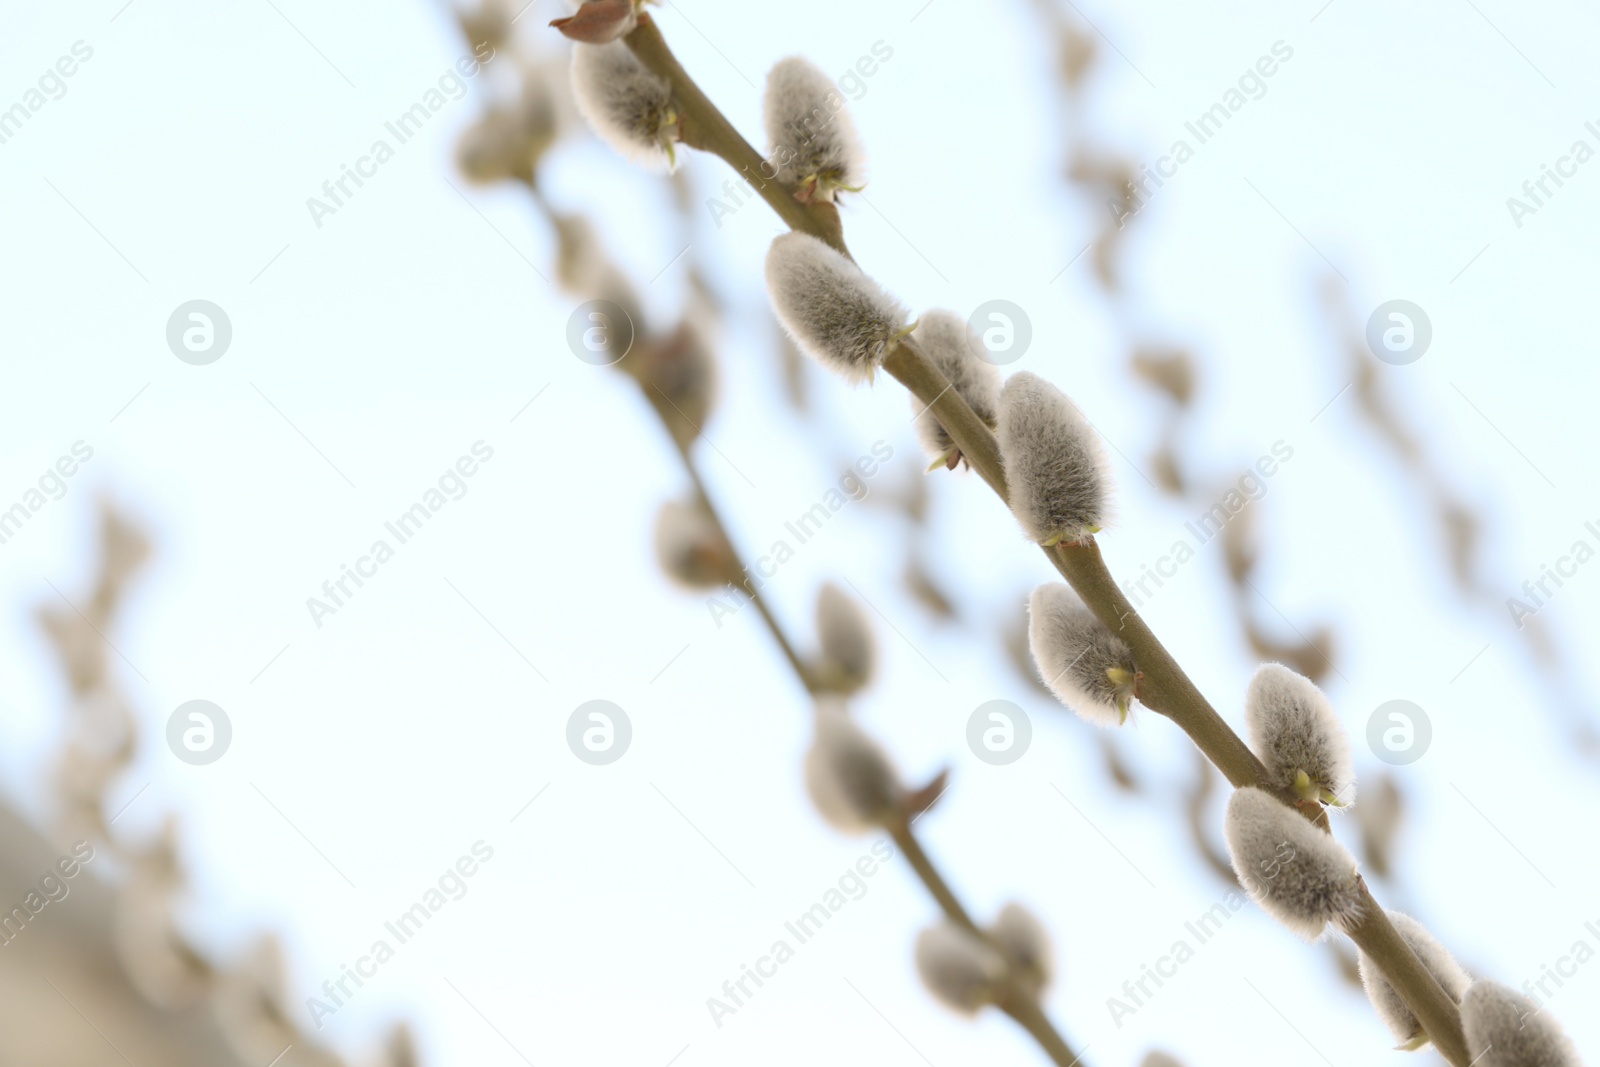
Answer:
889 817 1086 1067
887 817 977 933
619 14 1469 1064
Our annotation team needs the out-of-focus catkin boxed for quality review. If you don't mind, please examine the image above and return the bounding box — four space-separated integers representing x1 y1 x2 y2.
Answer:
814 582 876 695
990 902 1053 993
456 79 559 186
654 498 736 589
625 322 717 450
803 702 902 832
915 921 1007 1013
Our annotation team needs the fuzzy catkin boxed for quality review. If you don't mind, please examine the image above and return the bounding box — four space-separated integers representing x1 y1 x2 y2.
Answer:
990 903 1052 992
915 921 1007 1013
1462 980 1583 1067
569 41 677 169
1357 911 1471 1049
1223 787 1363 940
762 57 865 201
909 310 1001 466
803 703 901 833
1245 663 1357 807
1027 583 1137 726
765 232 908 384
815 582 876 695
997 372 1111 546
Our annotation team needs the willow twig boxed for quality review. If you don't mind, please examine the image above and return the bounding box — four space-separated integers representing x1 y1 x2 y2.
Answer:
887 816 1086 1067
620 13 1470 1064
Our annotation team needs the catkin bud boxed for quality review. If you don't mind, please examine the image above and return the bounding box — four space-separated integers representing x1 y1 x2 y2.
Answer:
1245 663 1356 808
654 498 736 589
997 372 1111 546
569 41 679 169
764 232 908 384
909 310 1001 470
1462 980 1582 1067
990 903 1053 992
762 57 865 202
1223 787 1362 940
814 582 876 695
803 702 902 832
1027 583 1137 726
915 921 1007 1013
1357 911 1471 1050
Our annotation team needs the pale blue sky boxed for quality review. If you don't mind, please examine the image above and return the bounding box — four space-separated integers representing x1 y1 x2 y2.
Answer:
2 0 1597 1064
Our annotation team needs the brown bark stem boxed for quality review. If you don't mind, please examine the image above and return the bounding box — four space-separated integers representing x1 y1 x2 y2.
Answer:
611 14 1467 1065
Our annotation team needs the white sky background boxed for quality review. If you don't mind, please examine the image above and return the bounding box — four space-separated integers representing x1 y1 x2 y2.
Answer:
2 0 1599 1065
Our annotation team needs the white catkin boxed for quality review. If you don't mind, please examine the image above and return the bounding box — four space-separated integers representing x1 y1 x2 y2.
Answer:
1245 663 1357 807
653 499 731 589
764 232 908 384
1223 787 1363 941
803 702 901 832
1358 911 1472 1049
909 310 1001 465
1462 980 1583 1067
989 902 1053 991
1027 582 1137 726
815 582 876 695
915 921 1007 1013
569 41 677 170
762 56 865 200
997 372 1111 545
